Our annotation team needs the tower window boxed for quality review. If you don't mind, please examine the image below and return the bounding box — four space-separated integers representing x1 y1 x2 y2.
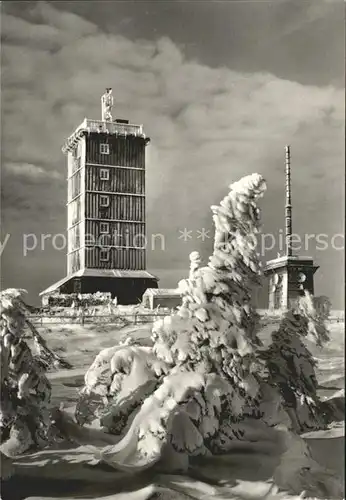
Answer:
100 168 110 180
100 249 110 261
100 222 110 234
100 195 110 207
100 143 110 155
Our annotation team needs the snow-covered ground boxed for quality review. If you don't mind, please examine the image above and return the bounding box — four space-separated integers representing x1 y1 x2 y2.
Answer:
4 319 344 500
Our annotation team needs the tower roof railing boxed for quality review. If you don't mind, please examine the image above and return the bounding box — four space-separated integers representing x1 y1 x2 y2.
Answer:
85 119 144 136
62 118 146 154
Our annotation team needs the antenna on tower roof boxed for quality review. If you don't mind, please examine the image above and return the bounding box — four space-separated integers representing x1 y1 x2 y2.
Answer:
285 145 292 257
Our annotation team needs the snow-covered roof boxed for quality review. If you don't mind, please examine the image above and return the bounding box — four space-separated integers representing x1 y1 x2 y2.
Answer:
142 288 181 297
265 255 314 265
62 119 147 154
79 269 158 280
40 269 159 296
264 255 318 273
40 275 72 296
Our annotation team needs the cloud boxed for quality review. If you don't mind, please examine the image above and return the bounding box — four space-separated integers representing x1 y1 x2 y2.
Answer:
1 3 98 50
278 0 340 38
4 162 61 180
1 3 344 307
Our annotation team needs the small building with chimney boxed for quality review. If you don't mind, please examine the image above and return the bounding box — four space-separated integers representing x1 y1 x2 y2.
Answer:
264 146 319 310
40 89 159 304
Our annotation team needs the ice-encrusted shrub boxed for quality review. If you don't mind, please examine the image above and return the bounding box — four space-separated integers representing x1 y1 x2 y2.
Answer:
0 289 71 458
258 300 329 433
260 292 341 432
298 292 331 346
74 174 275 463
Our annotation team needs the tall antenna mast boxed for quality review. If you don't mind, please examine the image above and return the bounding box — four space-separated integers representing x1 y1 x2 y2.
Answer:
285 145 292 256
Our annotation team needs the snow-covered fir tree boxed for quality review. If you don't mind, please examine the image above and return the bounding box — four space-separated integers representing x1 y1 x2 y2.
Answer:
0 289 71 460
73 174 268 464
259 292 334 432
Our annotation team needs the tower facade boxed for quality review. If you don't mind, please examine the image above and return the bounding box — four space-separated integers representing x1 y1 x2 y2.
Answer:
40 89 158 304
264 146 318 310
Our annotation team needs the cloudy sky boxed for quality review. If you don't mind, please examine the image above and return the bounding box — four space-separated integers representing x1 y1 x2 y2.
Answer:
1 0 344 307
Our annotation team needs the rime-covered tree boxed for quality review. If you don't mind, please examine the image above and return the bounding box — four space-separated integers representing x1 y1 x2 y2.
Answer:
0 289 71 459
72 174 277 466
259 292 334 432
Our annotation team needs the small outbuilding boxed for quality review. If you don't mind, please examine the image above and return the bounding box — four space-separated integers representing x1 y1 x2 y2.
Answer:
142 288 182 310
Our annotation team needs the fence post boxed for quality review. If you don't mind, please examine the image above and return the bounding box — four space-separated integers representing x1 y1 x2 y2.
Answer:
134 312 137 325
